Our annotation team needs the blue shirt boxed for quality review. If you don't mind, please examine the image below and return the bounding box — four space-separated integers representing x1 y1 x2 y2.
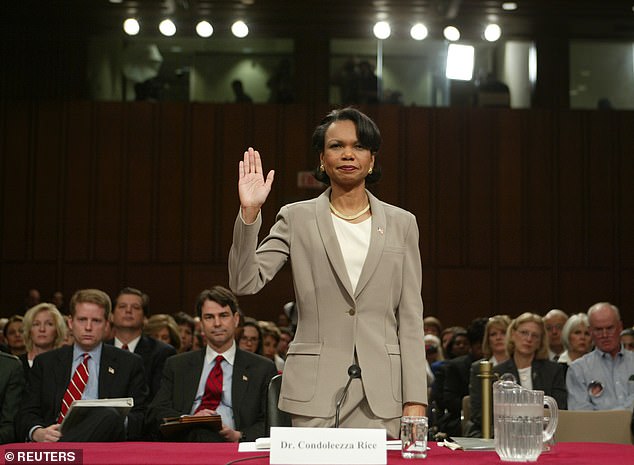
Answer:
191 342 236 429
72 343 103 400
566 346 634 410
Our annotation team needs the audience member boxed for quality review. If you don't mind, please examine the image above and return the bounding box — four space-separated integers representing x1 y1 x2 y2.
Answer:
0 318 10 352
468 312 567 437
445 329 471 359
266 58 294 103
557 313 592 366
4 315 26 356
481 315 511 366
620 328 634 351
50 291 66 314
440 326 465 356
434 318 487 437
567 302 634 410
145 314 181 351
231 79 253 103
0 351 25 444
147 286 277 442
106 287 176 401
276 312 291 329
20 303 67 374
544 308 569 360
23 288 41 311
172 311 196 353
357 60 379 104
260 323 285 372
17 289 148 442
237 319 263 355
277 326 293 360
424 316 443 338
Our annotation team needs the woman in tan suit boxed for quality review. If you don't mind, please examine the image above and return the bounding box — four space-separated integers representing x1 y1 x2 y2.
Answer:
229 107 427 438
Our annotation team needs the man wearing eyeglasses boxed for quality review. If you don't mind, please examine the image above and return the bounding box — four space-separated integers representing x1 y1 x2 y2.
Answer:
566 302 634 410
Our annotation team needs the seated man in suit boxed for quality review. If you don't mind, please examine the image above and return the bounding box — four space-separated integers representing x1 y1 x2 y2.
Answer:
148 286 277 442
0 351 25 444
107 287 176 400
17 288 149 442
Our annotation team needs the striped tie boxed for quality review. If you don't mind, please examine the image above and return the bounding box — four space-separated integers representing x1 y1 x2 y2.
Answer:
58 353 90 423
196 355 224 412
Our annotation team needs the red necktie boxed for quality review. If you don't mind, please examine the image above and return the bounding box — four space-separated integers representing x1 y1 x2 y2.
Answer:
196 355 224 412
121 344 129 351
58 353 90 423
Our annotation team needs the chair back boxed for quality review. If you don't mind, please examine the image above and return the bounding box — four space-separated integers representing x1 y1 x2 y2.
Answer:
266 374 292 435
553 409 633 445
461 395 471 435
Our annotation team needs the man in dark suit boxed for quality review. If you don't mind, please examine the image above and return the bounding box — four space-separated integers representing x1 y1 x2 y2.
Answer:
106 287 176 400
0 351 25 444
17 289 148 442
148 286 277 442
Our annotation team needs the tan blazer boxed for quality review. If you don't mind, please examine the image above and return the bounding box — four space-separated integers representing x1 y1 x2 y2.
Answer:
229 188 427 419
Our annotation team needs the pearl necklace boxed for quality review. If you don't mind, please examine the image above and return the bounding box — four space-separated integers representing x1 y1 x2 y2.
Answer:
329 201 370 220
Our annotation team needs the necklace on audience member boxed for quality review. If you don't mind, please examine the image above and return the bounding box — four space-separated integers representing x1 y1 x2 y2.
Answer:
329 201 370 221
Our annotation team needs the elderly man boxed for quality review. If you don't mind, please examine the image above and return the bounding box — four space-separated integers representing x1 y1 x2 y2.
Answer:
566 302 634 410
543 309 568 361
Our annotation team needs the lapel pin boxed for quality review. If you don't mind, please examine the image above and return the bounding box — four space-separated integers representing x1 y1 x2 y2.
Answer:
377 227 384 235
242 375 248 381
108 367 115 374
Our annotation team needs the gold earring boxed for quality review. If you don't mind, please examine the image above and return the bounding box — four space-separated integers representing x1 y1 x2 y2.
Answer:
319 164 325 172
368 167 373 174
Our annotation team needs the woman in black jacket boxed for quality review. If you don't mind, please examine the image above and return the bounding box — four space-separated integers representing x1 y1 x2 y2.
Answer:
467 312 567 437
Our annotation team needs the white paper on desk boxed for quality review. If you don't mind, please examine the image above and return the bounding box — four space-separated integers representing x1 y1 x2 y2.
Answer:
240 439 408 452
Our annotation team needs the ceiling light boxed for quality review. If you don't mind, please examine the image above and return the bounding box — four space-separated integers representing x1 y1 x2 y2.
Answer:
231 20 249 38
410 23 428 41
502 2 518 11
196 20 214 38
443 26 460 42
123 18 140 36
373 21 391 40
159 19 176 37
484 24 502 42
446 43 474 80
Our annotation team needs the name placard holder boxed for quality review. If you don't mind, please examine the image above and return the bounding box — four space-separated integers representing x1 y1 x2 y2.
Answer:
269 427 386 465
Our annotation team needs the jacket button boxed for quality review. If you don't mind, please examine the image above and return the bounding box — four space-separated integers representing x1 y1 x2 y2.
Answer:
348 308 356 316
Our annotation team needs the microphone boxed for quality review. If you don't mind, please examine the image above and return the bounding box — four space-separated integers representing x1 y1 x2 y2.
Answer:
334 364 362 428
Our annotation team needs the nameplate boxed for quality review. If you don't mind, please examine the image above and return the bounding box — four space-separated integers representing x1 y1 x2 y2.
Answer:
269 427 386 464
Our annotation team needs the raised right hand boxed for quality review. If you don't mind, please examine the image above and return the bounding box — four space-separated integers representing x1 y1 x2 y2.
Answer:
239 147 275 223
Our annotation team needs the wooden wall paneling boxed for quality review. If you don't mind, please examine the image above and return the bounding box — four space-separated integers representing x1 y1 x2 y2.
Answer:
93 103 123 262
32 102 63 261
436 269 492 325
156 103 187 262
465 109 495 267
559 268 615 313
124 103 155 263
557 111 585 266
585 111 617 267
373 105 401 207
1 103 30 261
188 104 217 263
276 105 314 207
63 263 120 299
217 105 255 261
496 110 524 266
434 108 466 266
618 112 634 267
525 110 554 267
64 102 94 261
620 270 634 324
183 264 236 316
123 264 182 314
1 263 58 312
253 105 282 210
498 269 553 315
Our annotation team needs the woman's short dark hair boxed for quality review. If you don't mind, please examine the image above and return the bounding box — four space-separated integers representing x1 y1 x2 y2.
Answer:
312 107 382 185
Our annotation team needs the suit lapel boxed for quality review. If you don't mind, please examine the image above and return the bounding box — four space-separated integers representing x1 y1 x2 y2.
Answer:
354 190 386 297
183 350 206 412
231 350 250 423
98 345 118 398
315 188 355 299
54 346 75 413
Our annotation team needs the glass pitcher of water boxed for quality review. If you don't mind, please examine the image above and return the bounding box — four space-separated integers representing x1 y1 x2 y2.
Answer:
493 378 559 462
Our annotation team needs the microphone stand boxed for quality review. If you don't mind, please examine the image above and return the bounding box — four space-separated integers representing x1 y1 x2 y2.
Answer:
334 364 361 428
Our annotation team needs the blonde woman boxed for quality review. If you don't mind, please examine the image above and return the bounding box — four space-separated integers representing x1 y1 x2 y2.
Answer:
144 314 181 351
20 303 67 372
467 312 567 437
